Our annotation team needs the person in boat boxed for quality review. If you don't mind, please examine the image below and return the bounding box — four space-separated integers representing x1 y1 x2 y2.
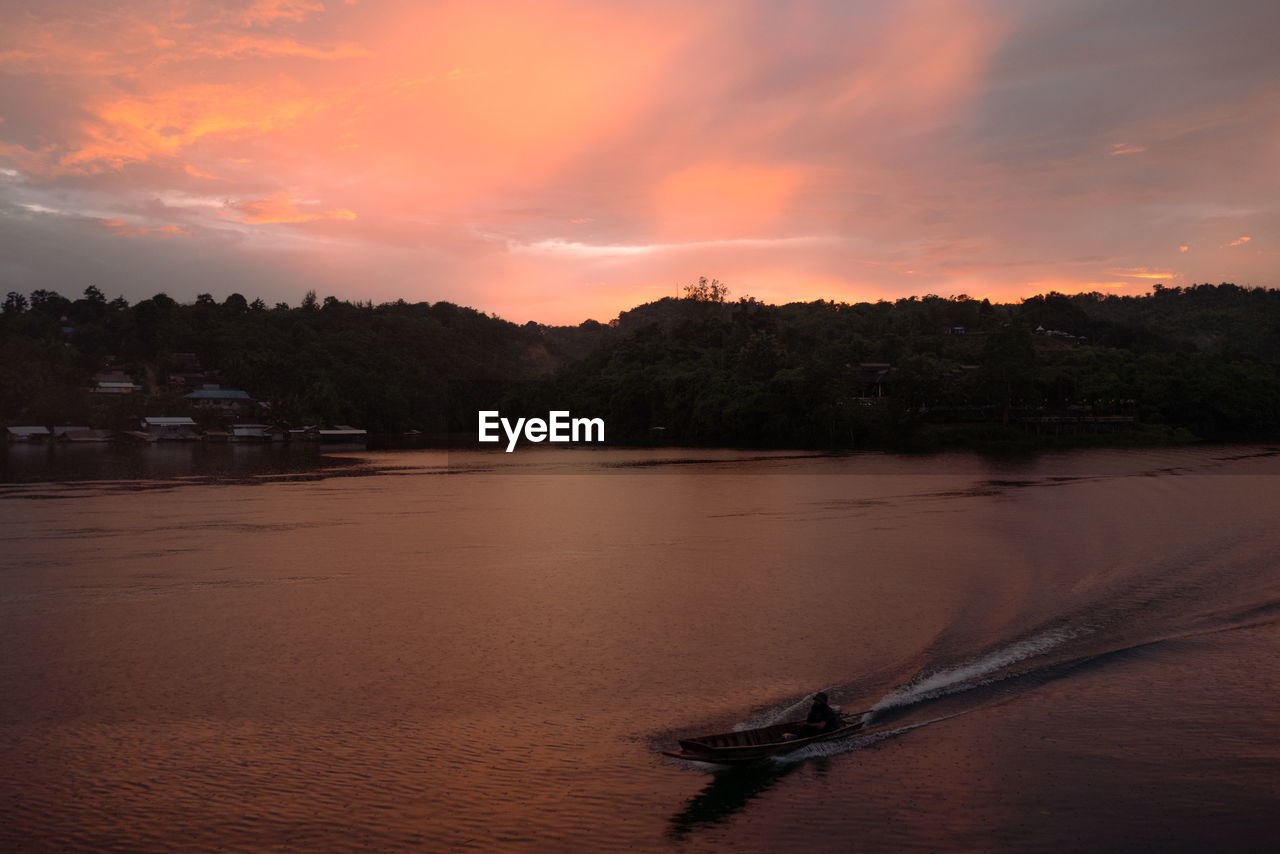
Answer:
803 691 842 733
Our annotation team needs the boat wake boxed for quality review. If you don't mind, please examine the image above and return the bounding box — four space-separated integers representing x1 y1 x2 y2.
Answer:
726 595 1280 768
712 627 1081 754
868 627 1081 714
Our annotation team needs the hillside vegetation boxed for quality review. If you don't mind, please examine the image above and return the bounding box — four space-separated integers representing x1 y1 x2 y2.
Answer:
3 282 1278 447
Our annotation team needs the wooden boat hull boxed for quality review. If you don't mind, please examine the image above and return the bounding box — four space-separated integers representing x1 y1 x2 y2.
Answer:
664 718 863 765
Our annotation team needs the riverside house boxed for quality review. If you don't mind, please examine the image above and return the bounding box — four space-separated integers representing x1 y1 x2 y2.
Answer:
141 417 199 440
229 424 280 442
5 426 51 442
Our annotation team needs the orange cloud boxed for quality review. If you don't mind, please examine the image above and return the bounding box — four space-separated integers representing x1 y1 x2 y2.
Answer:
226 192 356 224
53 85 323 175
188 34 369 61
1227 236 1251 247
655 163 807 239
1104 267 1177 280
1109 142 1146 155
4 1 1276 326
97 218 190 238
0 4 360 76
236 0 325 28
833 0 1003 116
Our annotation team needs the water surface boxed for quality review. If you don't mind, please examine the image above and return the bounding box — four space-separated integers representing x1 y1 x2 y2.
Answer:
2 446 1278 850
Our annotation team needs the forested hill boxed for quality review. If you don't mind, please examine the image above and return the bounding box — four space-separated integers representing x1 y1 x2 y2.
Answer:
507 283 1280 446
2 283 1279 446
0 289 594 435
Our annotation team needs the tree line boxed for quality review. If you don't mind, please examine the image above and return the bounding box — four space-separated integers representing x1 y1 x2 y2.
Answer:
3 282 1279 447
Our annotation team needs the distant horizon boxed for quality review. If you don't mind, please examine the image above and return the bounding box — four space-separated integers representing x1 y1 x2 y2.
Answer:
2 1 1277 325
9 278 1271 330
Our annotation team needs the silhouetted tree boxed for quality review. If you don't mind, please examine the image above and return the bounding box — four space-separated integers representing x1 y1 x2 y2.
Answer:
683 276 730 303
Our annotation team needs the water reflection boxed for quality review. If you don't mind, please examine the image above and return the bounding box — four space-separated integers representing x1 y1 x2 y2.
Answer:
667 760 805 839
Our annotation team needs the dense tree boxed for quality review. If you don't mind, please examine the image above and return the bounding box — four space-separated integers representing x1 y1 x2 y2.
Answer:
29 289 70 314
1 283 1277 445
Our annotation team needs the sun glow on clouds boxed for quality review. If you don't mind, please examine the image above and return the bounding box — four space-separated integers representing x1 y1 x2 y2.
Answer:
516 235 838 259
226 193 356 225
0 1 1277 322
237 0 325 28
1106 267 1178 281
654 164 808 240
97 218 190 238
1110 142 1146 156
62 85 325 174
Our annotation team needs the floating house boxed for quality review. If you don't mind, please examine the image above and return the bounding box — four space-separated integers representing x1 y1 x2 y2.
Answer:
141 417 199 440
318 425 368 443
5 426 51 442
229 423 279 442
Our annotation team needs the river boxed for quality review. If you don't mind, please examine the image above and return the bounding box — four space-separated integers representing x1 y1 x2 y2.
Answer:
2 445 1278 851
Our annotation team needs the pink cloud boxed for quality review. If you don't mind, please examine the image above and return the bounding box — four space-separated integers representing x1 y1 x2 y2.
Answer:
235 0 325 28
0 1 1277 324
1109 142 1146 155
225 192 356 224
1105 267 1177 280
97 218 190 238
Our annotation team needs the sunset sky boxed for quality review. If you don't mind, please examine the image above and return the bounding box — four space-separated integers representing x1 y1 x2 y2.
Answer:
1 0 1277 324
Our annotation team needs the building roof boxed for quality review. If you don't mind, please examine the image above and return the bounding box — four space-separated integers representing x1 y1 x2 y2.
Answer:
143 417 197 426
6 425 51 436
184 389 252 400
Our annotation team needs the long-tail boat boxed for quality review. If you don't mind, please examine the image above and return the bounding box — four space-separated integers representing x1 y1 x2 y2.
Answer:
663 716 864 765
